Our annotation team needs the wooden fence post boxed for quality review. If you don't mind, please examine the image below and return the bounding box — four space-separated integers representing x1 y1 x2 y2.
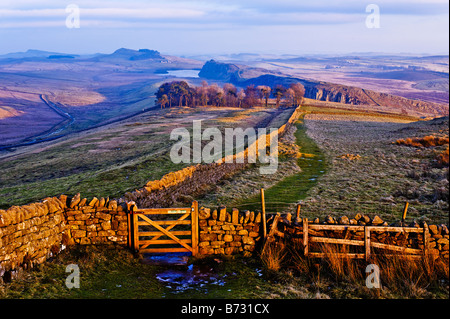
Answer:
261 188 267 239
423 225 429 256
127 210 132 250
132 205 139 252
191 201 199 257
402 202 409 225
303 218 308 257
296 204 301 220
365 226 371 261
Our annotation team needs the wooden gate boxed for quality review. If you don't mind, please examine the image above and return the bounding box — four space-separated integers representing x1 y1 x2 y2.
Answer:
128 201 199 256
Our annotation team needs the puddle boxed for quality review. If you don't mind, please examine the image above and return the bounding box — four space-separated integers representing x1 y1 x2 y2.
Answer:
143 253 228 295
141 252 190 266
156 263 227 295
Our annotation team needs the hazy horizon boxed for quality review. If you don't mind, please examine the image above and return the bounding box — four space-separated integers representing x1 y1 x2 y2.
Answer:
1 47 449 58
0 0 448 57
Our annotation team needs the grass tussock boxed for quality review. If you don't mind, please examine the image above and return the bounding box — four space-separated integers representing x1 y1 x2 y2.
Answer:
261 239 449 298
436 146 449 167
260 240 288 272
395 135 449 148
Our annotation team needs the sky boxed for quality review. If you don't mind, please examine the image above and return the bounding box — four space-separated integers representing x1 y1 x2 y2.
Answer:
0 0 448 56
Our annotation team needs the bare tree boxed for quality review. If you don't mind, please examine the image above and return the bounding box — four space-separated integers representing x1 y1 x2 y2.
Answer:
290 83 305 107
237 89 245 108
207 84 220 106
243 85 260 108
223 83 237 107
274 85 285 108
257 85 272 108
284 88 295 107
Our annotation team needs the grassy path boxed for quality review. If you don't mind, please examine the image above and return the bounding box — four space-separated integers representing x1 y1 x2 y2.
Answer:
235 113 327 213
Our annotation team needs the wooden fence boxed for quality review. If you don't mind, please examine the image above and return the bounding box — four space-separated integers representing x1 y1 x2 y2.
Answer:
265 213 431 260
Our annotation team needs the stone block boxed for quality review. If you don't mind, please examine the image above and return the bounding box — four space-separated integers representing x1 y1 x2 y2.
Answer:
232 208 239 224
69 193 81 209
219 207 227 222
208 220 217 226
223 234 233 242
238 229 248 236
200 247 215 255
242 236 255 245
200 233 217 242
101 221 111 230
199 207 211 220
211 241 225 247
71 230 86 238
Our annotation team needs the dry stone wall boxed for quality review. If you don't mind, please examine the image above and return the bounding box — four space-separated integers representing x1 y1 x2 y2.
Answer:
0 194 133 278
1 194 449 281
197 207 262 257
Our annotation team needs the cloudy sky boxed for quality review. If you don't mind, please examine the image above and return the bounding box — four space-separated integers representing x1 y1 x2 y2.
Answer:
0 0 448 56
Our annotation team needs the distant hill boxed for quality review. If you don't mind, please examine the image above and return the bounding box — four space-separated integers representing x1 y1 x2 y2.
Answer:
0 50 82 62
198 59 241 81
92 48 166 62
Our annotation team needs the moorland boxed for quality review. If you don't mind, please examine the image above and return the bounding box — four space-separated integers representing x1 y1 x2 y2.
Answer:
0 49 448 299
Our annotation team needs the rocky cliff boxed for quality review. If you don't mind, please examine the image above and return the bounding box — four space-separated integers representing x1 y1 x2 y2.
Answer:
199 60 449 117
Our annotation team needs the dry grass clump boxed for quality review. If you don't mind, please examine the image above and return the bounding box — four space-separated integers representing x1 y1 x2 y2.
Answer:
395 135 449 148
265 240 449 298
368 252 449 297
436 146 449 167
260 240 288 272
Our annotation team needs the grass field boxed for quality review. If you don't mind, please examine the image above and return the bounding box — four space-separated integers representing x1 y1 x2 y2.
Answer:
1 101 448 300
0 106 291 209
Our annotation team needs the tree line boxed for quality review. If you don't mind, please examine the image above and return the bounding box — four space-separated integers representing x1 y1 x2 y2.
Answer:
156 80 305 109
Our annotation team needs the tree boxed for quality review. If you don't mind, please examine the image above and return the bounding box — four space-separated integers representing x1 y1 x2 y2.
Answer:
284 88 295 107
290 83 305 107
274 85 285 108
257 85 271 108
243 85 260 108
207 84 220 106
223 83 237 107
237 89 245 108
158 94 169 109
155 81 191 108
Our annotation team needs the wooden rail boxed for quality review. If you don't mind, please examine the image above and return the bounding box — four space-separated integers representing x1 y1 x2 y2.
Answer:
296 219 428 260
